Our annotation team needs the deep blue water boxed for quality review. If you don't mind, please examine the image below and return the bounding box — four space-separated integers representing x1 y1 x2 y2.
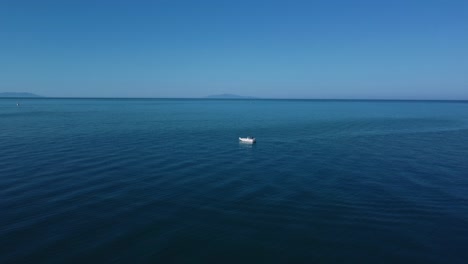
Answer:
1 98 468 263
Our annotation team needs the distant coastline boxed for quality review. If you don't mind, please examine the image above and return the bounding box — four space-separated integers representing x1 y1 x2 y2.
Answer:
204 93 258 99
0 92 41 98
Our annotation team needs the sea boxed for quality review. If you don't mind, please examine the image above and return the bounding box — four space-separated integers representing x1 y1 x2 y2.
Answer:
1 98 468 264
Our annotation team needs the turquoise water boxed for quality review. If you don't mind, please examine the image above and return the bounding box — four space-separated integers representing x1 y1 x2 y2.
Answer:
1 98 468 263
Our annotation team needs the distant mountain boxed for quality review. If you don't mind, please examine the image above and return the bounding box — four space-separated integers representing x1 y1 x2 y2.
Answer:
0 92 41 98
205 93 257 99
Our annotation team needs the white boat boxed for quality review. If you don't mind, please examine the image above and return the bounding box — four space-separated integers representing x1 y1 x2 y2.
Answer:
239 136 256 143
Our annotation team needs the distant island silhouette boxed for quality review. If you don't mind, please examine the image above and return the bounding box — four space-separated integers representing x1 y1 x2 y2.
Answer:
0 92 41 98
205 93 257 99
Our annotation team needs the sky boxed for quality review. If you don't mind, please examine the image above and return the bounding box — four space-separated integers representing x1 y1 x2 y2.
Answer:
0 0 467 99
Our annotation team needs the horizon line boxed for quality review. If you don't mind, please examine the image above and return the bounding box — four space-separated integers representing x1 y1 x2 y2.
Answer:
1 96 468 102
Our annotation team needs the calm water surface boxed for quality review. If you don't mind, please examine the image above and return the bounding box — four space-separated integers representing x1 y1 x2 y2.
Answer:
1 99 468 263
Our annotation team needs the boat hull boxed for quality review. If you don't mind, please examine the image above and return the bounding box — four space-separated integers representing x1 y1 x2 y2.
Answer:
239 137 256 143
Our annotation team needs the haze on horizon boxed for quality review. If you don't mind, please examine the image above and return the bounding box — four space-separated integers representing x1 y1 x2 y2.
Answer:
1 0 467 99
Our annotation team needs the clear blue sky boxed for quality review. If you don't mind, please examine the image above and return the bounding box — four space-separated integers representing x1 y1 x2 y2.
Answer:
1 0 467 99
